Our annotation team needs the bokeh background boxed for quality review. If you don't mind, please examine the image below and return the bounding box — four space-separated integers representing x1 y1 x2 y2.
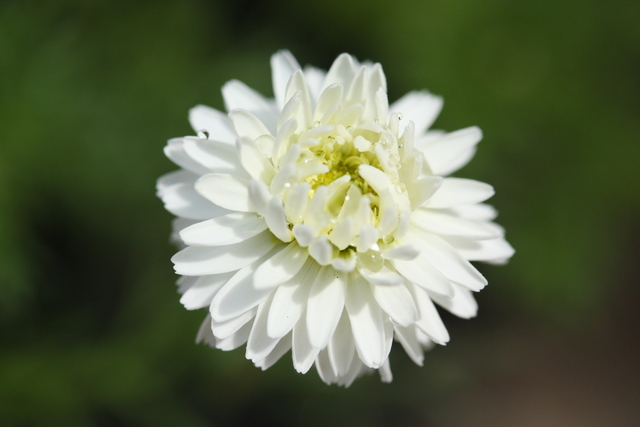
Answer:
1 0 639 426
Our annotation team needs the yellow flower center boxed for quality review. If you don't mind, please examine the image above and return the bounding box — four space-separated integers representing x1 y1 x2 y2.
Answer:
306 135 381 194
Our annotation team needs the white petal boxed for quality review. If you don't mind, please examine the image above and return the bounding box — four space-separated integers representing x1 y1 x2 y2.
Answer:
411 209 501 240
274 120 300 167
164 138 210 175
292 312 320 374
407 282 450 344
177 275 198 295
308 236 333 265
406 177 443 208
209 248 280 322
335 103 364 127
313 84 343 122
382 244 419 260
391 238 454 298
228 109 272 144
276 96 301 136
158 172 229 220
328 217 354 250
236 136 275 184
196 314 216 347
171 218 197 245
374 86 389 123
328 311 355 377
280 140 304 167
172 231 278 276
211 307 256 339
359 266 403 286
324 175 351 213
482 221 505 237
437 146 476 177
449 203 498 221
179 212 267 246
284 70 312 130
222 80 277 134
378 359 393 383
284 181 310 225
337 355 366 387
248 179 271 216
410 228 487 291
419 126 482 176
188 105 236 144
397 210 411 238
267 260 317 338
377 205 399 237
246 292 280 363
345 275 389 368
346 66 366 104
222 79 273 112
304 66 326 104
401 149 425 183
357 224 378 253
399 120 415 162
215 321 252 351
265 196 293 242
306 266 346 349
391 91 442 136
416 328 434 348
180 272 234 310
368 63 387 101
394 325 424 366
426 178 494 209
279 140 304 166
430 283 478 319
363 65 387 122
331 252 357 272
255 333 291 370
271 50 302 109
371 281 418 327
373 141 394 176
291 223 316 247
441 235 515 263
195 173 252 212
321 53 356 92
172 221 194 247
270 161 298 196
358 164 393 196
300 124 337 143
256 134 276 160
337 185 362 220
315 348 338 385
182 137 248 177
157 169 195 192
254 241 309 290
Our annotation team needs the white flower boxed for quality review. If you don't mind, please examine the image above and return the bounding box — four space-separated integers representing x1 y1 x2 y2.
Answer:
157 51 514 386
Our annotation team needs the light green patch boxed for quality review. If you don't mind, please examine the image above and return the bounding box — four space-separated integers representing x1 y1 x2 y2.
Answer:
305 134 382 196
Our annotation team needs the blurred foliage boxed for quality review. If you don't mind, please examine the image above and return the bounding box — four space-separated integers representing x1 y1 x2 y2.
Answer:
0 0 638 426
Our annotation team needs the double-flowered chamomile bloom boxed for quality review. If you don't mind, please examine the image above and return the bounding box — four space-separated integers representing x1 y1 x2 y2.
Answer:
157 51 513 386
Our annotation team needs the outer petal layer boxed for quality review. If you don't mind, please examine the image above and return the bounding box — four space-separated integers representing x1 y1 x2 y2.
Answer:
159 50 514 387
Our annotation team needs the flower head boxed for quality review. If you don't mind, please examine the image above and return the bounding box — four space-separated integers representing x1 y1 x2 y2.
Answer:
157 51 514 386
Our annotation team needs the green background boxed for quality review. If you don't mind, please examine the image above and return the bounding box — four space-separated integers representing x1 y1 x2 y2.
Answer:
1 0 639 425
